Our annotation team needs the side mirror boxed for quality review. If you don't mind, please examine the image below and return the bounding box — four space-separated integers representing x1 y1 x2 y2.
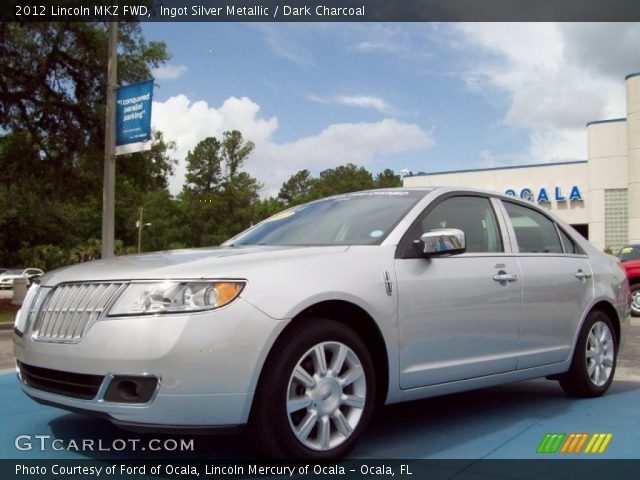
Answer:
415 228 466 257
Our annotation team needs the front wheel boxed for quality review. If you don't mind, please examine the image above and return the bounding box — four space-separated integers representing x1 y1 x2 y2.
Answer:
559 310 617 398
250 319 375 459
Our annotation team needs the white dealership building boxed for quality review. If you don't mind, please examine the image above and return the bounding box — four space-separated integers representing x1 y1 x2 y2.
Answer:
404 73 640 252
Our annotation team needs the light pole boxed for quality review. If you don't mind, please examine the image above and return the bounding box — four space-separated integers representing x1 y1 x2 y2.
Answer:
137 207 152 253
101 21 118 259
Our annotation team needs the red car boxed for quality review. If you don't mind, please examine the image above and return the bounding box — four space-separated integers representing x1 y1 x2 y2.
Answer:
620 260 640 317
617 245 640 317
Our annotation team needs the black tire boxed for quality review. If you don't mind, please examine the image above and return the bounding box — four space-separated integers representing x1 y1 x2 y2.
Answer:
559 310 617 398
250 319 375 460
631 283 640 317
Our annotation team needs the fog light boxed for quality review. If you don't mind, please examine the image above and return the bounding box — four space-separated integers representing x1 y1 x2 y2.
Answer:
103 375 159 404
116 380 141 401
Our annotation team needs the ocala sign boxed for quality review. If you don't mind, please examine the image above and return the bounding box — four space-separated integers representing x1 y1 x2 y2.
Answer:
504 186 583 204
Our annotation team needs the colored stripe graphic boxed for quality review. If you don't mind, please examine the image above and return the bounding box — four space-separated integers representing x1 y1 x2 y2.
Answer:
537 433 566 453
584 433 613 454
538 433 613 454
560 433 588 453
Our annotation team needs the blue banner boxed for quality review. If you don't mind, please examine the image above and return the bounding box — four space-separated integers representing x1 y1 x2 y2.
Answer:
115 79 153 155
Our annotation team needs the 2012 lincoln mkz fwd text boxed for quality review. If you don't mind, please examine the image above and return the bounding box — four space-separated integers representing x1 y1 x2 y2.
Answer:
14 187 630 459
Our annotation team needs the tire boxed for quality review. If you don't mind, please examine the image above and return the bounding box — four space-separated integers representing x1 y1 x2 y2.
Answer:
250 319 375 460
559 310 617 398
631 283 640 317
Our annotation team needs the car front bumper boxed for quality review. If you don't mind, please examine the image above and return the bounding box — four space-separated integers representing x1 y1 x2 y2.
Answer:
13 297 287 427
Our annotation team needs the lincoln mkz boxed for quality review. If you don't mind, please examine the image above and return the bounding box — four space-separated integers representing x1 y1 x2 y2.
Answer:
14 187 630 459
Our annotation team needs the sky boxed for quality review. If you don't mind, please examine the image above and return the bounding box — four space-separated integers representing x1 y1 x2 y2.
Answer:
140 22 640 196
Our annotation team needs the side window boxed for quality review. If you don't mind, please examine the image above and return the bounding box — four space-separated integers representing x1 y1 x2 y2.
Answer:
503 201 563 254
417 196 503 253
558 228 579 254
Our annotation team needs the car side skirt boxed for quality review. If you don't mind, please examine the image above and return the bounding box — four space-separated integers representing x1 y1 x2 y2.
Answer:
385 361 570 405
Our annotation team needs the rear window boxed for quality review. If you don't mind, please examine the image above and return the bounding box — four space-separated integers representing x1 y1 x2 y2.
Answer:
503 202 563 254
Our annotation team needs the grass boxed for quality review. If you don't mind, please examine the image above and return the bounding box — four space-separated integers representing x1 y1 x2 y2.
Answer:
0 299 18 323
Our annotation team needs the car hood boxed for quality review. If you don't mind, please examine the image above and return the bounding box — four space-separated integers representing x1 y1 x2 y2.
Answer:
40 245 350 287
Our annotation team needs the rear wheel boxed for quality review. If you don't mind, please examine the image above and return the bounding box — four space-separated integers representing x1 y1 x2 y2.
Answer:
631 283 640 317
251 319 375 459
559 310 617 398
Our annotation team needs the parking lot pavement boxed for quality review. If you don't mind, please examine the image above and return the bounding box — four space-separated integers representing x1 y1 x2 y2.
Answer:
0 374 638 460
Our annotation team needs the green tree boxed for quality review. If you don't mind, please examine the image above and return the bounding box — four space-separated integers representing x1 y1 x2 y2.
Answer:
19 245 69 271
375 168 402 188
252 197 286 224
310 163 376 198
273 164 403 214
134 190 190 253
0 22 169 187
278 169 316 206
0 22 171 267
183 137 223 194
180 131 261 246
115 131 177 247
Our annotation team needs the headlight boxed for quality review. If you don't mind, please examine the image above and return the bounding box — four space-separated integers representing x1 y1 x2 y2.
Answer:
108 281 245 316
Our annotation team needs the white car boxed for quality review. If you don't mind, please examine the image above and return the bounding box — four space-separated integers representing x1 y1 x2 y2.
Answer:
0 268 44 289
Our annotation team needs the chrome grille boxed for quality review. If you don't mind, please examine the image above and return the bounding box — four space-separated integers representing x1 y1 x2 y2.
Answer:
32 283 127 342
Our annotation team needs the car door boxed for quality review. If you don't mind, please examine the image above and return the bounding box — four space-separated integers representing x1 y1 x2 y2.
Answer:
395 194 522 389
498 200 594 369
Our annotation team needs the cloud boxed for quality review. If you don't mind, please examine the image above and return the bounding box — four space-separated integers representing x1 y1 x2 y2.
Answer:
152 64 188 81
347 24 413 56
309 94 394 114
254 24 316 69
152 95 433 196
452 23 637 164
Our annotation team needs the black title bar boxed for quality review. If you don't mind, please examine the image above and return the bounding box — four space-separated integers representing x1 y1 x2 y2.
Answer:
3 459 640 480
3 0 640 22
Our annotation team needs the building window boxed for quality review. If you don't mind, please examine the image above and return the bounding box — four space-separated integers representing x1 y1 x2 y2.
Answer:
604 189 628 252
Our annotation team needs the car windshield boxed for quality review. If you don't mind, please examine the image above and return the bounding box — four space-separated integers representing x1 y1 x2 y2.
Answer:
618 245 640 262
225 190 427 246
4 269 24 275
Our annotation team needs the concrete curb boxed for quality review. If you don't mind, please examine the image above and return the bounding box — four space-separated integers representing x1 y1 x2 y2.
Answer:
0 323 13 331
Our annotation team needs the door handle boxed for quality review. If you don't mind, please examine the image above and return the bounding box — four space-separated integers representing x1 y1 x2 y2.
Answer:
575 270 592 280
493 272 518 283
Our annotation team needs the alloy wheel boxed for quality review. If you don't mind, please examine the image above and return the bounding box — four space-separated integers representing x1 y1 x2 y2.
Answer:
286 341 367 451
631 287 640 316
585 321 615 387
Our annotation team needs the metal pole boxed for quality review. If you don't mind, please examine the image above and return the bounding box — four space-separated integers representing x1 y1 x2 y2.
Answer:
101 21 118 259
137 207 144 253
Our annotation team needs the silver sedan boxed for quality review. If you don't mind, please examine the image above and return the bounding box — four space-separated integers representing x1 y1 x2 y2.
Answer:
13 187 630 459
